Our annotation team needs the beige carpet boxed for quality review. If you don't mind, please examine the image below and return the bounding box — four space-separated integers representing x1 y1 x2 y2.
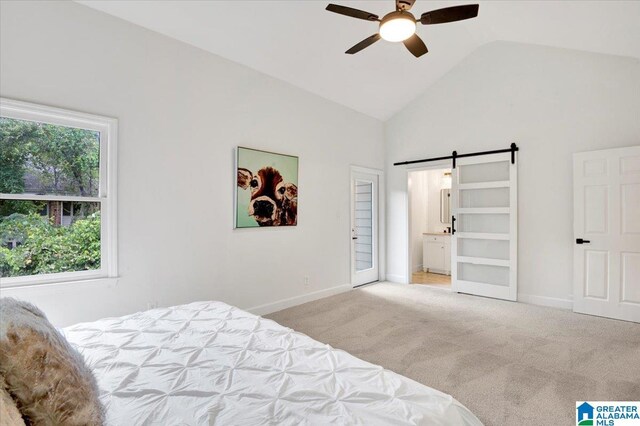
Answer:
266 282 640 426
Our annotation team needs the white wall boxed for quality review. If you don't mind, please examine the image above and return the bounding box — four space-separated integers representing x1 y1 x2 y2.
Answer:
386 41 640 306
0 1 384 326
408 171 428 272
2 4 638 321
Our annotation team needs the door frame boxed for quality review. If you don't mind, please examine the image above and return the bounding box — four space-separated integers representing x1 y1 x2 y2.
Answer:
350 165 385 287
405 160 452 285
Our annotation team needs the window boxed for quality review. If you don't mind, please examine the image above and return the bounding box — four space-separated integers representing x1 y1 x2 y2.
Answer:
0 98 117 287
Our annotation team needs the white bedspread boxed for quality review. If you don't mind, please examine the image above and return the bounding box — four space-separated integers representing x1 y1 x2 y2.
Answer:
63 301 481 425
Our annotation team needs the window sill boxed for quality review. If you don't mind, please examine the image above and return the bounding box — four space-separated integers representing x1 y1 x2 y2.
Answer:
0 276 119 292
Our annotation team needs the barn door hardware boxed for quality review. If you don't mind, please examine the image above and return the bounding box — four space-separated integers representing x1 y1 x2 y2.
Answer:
393 143 519 168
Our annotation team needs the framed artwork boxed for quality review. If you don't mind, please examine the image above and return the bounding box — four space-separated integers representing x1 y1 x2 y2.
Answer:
235 147 298 228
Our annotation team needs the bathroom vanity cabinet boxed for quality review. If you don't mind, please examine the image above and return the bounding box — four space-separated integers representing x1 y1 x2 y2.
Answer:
423 233 451 275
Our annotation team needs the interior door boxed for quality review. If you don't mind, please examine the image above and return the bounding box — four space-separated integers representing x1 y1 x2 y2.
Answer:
451 152 517 301
573 146 640 322
351 170 379 286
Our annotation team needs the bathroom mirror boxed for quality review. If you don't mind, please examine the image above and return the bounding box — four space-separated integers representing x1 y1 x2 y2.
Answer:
440 189 451 224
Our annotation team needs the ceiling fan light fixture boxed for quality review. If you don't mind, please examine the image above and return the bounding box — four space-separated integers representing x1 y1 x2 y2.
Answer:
379 12 416 42
325 2 479 57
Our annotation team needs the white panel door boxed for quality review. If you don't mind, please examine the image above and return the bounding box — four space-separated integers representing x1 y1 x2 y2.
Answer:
573 146 640 322
351 171 379 286
451 152 517 301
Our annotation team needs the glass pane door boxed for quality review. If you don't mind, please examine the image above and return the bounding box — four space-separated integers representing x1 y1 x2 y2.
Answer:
452 153 517 301
351 170 379 286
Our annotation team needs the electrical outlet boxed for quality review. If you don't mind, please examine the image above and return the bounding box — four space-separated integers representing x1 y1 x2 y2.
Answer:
303 276 310 286
146 301 159 310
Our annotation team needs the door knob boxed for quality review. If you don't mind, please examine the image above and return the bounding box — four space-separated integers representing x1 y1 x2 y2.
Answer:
576 238 591 244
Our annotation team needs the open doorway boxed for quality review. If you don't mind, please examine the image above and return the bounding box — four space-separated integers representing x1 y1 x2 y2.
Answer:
408 167 452 288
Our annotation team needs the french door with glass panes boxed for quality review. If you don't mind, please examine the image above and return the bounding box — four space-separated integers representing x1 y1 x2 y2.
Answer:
351 170 379 286
451 153 517 301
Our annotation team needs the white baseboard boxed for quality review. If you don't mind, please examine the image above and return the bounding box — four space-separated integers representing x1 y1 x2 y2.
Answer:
518 293 573 310
412 264 424 273
385 273 407 284
247 283 353 316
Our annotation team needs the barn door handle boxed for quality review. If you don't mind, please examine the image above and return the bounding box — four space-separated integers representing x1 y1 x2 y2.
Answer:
451 216 456 235
576 238 590 244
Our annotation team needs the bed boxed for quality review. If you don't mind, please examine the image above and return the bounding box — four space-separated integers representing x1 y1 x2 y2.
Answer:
62 301 482 425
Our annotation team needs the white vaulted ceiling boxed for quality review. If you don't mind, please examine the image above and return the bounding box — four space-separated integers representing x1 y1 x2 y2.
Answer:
77 1 640 120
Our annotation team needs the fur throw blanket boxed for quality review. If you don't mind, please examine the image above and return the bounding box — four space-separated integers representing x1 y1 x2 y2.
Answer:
1 375 25 425
0 298 104 425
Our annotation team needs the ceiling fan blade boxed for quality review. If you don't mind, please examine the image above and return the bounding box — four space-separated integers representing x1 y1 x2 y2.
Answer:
420 4 479 25
403 34 428 57
396 0 416 11
326 4 379 21
345 34 381 54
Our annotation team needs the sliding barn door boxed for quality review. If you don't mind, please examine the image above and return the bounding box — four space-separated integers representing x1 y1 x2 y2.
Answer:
451 153 517 301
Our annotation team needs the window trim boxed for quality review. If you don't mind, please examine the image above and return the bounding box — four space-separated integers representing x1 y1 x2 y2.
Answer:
0 98 118 288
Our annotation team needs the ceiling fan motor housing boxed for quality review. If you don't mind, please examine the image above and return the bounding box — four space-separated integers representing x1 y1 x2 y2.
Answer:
396 0 415 11
381 10 416 26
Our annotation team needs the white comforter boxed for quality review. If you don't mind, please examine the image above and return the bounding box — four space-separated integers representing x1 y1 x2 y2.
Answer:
63 301 481 425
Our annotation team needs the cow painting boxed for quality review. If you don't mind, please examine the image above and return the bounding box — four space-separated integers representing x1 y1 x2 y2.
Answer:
235 148 298 228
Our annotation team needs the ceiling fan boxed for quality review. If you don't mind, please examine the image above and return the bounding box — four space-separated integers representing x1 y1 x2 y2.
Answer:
325 1 479 57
